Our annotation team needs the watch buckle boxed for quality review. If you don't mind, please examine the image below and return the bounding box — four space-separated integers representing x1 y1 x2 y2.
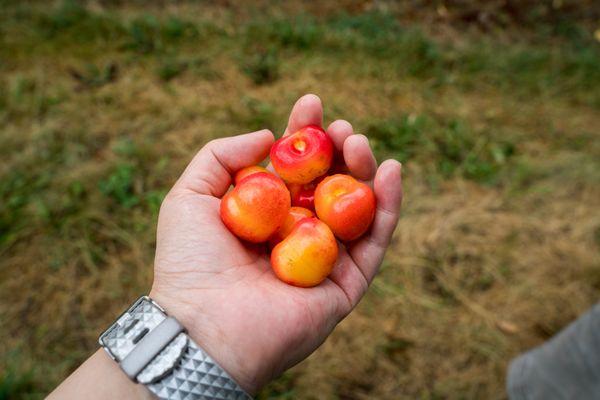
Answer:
98 296 165 361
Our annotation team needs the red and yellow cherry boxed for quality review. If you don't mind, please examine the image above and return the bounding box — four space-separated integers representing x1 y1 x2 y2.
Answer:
233 165 270 185
220 172 290 243
287 175 324 211
270 125 333 185
269 207 314 247
314 174 376 241
271 218 338 287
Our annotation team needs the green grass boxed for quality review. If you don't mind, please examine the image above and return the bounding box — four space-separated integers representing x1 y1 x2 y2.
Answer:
0 368 38 400
2 3 598 101
0 1 599 399
366 114 516 185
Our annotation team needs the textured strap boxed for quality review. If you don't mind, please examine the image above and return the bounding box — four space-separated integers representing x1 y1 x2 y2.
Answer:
146 337 251 400
99 297 251 399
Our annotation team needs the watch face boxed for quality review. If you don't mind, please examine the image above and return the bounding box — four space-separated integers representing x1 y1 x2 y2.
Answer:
99 296 166 361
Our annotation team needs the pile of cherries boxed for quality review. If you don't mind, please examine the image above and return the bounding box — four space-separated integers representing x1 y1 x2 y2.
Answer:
220 125 376 287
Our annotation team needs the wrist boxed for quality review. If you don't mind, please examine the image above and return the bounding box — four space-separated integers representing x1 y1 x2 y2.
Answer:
50 349 153 399
148 286 262 395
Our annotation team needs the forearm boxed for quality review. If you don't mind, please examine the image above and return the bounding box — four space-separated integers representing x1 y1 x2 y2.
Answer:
48 349 152 400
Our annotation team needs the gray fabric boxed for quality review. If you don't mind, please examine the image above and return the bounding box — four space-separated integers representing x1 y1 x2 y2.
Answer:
507 303 600 399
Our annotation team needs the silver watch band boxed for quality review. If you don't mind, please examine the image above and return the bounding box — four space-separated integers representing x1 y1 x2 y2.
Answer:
99 296 251 400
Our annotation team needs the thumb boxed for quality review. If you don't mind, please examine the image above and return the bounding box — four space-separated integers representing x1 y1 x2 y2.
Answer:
174 129 274 197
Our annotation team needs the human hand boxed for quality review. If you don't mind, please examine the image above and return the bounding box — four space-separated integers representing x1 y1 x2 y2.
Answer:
149 94 403 394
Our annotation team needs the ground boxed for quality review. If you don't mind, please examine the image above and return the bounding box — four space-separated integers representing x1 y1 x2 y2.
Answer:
0 1 599 399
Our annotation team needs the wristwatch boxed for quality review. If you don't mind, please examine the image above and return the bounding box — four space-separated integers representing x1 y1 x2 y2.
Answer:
99 296 251 399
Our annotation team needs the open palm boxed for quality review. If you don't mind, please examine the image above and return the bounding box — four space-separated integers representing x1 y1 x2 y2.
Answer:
150 94 403 394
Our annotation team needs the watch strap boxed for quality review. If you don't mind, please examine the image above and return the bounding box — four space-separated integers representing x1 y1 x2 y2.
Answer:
99 296 251 400
147 336 249 400
122 317 184 379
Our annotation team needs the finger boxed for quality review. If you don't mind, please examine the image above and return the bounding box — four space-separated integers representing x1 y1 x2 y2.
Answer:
326 120 353 152
283 94 323 136
343 134 378 182
267 94 324 174
175 129 274 197
348 160 402 283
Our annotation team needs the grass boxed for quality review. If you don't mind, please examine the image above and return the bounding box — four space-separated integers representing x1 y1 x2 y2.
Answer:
0 1 599 399
366 114 516 185
0 366 39 400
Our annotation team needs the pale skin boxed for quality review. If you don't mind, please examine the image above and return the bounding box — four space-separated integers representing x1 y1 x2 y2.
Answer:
50 94 403 398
